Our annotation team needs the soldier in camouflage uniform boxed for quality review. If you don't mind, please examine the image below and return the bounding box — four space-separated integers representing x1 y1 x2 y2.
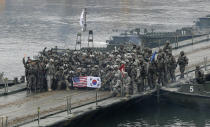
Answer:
46 59 55 91
163 41 172 54
157 54 166 86
55 67 64 90
111 74 122 97
148 59 157 89
167 52 177 82
130 62 138 94
195 65 205 84
177 51 188 79
139 59 147 91
37 61 46 90
27 62 38 91
124 72 131 96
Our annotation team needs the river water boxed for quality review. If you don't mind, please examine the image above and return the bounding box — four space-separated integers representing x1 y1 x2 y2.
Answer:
86 101 210 127
1 0 210 126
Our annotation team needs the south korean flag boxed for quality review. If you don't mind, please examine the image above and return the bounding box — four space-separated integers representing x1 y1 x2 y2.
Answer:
87 76 101 88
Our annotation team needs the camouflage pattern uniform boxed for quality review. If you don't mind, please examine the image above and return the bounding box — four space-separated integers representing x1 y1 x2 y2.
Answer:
163 41 172 54
139 60 147 91
167 52 177 82
177 51 188 79
148 60 157 89
195 65 205 84
46 60 55 91
124 72 131 96
157 54 166 86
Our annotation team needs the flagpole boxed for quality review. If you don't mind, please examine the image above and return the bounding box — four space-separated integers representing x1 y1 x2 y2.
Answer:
119 64 125 97
121 76 124 97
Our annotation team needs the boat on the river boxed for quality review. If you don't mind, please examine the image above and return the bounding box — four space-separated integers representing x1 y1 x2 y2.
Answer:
160 73 210 108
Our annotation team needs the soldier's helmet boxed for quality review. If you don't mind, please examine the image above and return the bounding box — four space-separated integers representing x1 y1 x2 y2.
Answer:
180 51 185 56
148 48 152 54
166 41 170 45
114 65 118 69
59 66 64 70
50 59 54 63
157 55 161 59
121 61 126 64
134 61 138 66
158 48 163 53
94 65 99 68
70 71 74 74
82 68 86 73
124 72 128 77
196 65 200 70
77 68 81 71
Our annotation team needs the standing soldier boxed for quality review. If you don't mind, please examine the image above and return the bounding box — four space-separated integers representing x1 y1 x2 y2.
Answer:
162 52 168 84
130 63 138 94
139 60 147 91
46 59 55 91
123 72 131 96
195 65 205 84
163 41 172 54
157 55 166 86
167 52 177 82
148 59 157 89
111 74 122 97
37 61 46 90
177 51 188 79
158 49 168 84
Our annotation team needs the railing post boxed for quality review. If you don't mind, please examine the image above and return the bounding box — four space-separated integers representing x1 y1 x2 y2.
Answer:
67 96 69 115
4 78 8 94
5 116 8 127
37 107 40 126
204 56 207 71
192 33 194 45
4 82 7 94
1 116 8 127
176 35 179 48
158 40 160 49
2 117 3 127
69 96 71 114
66 96 72 115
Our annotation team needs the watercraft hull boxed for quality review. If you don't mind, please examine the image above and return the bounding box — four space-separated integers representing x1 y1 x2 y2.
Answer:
160 88 210 108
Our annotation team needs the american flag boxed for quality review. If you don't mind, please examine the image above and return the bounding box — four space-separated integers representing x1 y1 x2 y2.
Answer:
72 76 87 87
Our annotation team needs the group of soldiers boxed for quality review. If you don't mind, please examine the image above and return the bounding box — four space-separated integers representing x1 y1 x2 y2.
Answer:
23 42 189 96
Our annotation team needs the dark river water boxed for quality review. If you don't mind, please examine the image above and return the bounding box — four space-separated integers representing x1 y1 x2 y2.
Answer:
88 101 210 127
1 0 210 126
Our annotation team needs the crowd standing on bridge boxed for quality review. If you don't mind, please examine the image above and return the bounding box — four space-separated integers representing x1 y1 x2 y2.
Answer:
23 42 189 96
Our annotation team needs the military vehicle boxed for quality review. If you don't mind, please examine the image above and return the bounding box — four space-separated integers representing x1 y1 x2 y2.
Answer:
160 73 210 108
